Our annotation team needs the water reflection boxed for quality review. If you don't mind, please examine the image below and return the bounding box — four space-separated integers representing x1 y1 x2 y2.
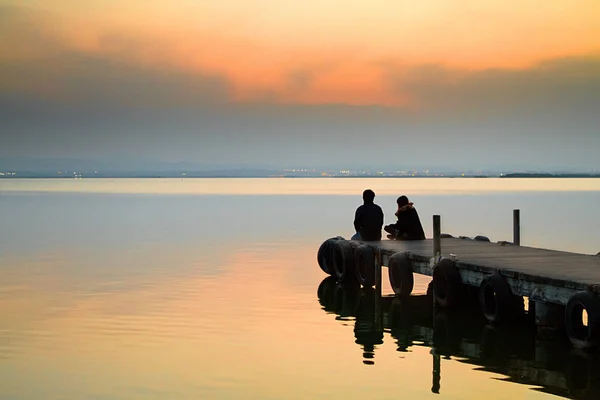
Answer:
317 277 600 399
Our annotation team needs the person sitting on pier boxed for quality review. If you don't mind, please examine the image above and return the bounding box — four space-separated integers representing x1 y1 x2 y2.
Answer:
384 195 426 240
352 189 384 241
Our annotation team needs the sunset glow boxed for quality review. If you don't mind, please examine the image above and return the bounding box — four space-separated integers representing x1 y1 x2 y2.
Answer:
3 0 600 106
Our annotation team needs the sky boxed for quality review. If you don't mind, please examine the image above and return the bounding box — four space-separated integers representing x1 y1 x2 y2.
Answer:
1 0 599 171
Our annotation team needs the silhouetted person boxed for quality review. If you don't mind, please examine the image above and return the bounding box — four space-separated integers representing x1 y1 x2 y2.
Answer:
352 189 384 241
384 195 426 240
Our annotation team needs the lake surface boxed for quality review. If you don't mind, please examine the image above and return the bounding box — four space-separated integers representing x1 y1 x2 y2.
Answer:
1 178 600 399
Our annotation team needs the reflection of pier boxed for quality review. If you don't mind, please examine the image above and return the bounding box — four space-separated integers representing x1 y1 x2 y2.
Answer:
317 277 600 399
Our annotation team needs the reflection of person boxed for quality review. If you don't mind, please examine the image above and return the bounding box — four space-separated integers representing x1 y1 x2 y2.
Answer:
352 189 384 241
384 196 426 240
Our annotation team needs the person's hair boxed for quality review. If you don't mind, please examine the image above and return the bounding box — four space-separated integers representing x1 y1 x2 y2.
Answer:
396 195 409 207
363 189 375 203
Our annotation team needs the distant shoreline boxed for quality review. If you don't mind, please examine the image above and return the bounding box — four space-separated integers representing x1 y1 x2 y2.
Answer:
2 173 600 179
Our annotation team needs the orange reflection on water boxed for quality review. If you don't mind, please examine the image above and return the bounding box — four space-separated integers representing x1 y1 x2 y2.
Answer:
0 240 566 399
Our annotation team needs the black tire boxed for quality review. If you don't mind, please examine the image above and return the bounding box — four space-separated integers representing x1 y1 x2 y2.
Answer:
388 252 414 296
332 240 357 283
433 258 462 308
317 237 343 275
479 273 524 324
565 291 600 350
355 245 376 287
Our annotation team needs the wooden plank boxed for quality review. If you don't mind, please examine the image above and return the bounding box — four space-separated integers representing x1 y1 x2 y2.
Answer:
362 238 600 290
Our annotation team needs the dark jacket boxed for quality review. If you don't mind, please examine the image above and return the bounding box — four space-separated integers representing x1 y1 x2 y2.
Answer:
354 202 384 241
389 204 425 240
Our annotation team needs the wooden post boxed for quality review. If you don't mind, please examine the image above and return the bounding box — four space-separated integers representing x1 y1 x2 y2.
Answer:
433 215 441 257
513 209 521 246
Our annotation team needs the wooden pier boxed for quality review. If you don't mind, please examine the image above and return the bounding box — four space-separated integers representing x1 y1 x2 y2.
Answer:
317 210 600 350
376 238 600 302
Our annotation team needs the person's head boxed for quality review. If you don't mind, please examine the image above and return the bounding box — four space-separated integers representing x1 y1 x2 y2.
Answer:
362 189 375 203
396 195 409 207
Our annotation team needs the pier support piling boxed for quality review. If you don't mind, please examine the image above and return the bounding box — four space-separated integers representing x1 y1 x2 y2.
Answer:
534 301 565 339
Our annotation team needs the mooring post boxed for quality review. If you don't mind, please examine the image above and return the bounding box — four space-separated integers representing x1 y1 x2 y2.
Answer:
534 301 565 339
513 209 521 246
431 216 442 350
433 215 441 257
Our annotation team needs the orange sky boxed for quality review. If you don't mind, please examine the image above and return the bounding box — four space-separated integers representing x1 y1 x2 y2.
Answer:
3 1 600 105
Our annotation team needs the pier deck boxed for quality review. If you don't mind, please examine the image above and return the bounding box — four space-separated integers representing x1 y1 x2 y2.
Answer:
374 238 600 304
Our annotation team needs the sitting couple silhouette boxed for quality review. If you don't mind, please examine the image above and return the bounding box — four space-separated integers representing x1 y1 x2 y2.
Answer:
352 190 425 241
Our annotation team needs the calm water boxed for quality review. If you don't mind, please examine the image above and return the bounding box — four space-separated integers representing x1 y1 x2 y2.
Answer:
1 178 600 399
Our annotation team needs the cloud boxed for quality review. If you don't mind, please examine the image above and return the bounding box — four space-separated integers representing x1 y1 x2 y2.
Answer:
1 5 599 170
286 69 315 92
387 55 600 122
0 5 231 111
3 3 599 116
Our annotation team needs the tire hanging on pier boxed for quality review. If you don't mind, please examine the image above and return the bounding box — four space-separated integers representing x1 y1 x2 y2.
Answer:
432 258 463 308
354 245 376 287
479 273 524 324
565 291 600 350
388 252 414 296
332 240 358 283
317 237 343 276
